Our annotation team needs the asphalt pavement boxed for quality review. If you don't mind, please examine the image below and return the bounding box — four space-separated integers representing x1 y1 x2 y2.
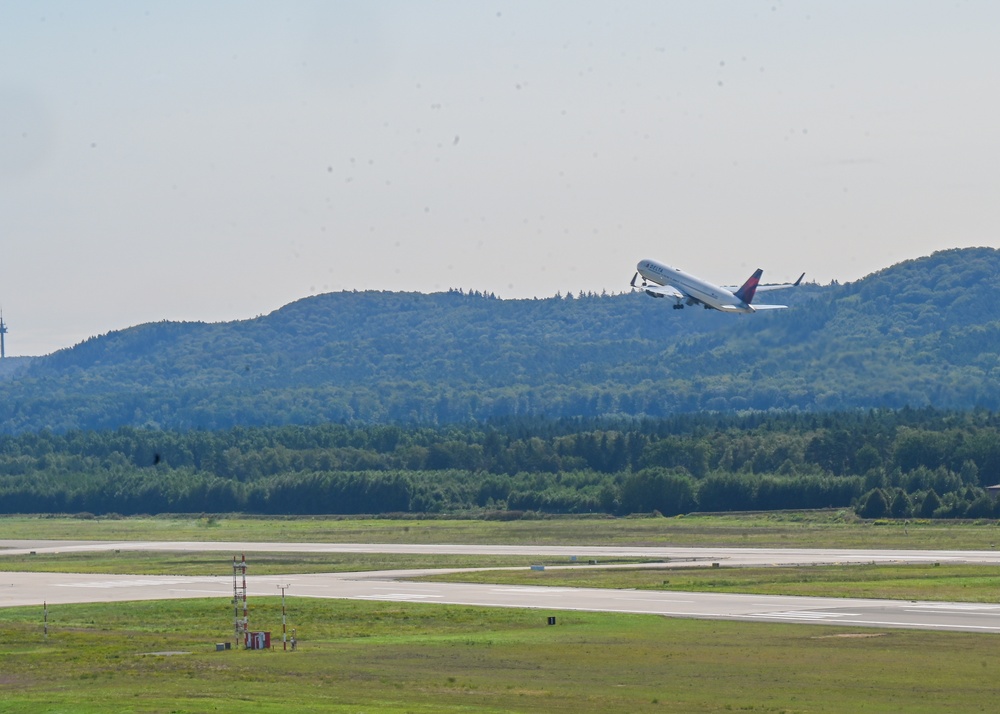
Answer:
3 540 1000 633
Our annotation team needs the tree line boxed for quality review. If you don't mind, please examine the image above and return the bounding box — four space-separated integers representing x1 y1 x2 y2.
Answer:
2 409 1000 518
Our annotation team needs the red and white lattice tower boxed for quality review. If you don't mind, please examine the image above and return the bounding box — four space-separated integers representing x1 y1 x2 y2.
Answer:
278 584 290 650
233 553 248 647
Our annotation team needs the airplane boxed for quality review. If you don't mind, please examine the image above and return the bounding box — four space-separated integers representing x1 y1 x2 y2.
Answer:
631 259 804 313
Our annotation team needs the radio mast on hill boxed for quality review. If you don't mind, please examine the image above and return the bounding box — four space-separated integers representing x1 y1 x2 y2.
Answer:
0 312 6 359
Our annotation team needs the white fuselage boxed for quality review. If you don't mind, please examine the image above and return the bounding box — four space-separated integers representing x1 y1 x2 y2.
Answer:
636 259 751 312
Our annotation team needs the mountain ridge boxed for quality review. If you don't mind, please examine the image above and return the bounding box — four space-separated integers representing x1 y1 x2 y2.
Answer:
1 247 998 433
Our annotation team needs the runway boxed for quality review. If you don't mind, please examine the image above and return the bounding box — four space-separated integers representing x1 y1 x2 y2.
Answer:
3 540 1000 633
5 539 1000 566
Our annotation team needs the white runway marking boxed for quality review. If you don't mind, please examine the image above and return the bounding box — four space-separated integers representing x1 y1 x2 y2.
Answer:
753 610 859 620
354 593 442 601
906 603 1000 611
55 577 218 589
809 618 1000 633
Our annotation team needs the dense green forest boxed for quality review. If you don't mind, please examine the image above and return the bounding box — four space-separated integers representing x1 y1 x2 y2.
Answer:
1 248 999 433
2 409 999 519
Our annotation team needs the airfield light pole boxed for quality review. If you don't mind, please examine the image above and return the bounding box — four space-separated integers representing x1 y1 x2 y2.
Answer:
278 584 290 650
233 554 248 648
242 553 248 641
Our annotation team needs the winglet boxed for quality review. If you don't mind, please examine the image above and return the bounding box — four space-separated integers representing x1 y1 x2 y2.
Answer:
734 269 764 304
793 272 805 287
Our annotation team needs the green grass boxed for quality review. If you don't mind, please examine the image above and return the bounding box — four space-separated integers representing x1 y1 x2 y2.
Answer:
422 562 1000 603
0 550 655 575
0 549 652 576
1 597 998 713
5 511 1000 549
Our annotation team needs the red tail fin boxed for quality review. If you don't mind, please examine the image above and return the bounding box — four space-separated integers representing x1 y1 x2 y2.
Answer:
734 269 763 304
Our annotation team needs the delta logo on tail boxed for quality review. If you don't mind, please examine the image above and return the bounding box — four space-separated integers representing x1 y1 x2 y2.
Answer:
733 269 763 305
631 260 803 313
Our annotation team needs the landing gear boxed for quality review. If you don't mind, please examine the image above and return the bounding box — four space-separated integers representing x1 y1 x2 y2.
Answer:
672 303 684 310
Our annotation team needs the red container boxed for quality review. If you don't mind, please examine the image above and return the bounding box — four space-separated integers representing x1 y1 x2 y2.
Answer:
245 631 271 650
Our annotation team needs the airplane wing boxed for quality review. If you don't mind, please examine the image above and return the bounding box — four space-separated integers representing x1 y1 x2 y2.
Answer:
747 304 788 310
753 272 805 293
722 273 805 293
640 283 686 300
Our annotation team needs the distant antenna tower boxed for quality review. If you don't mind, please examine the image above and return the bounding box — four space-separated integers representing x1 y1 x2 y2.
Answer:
0 311 7 359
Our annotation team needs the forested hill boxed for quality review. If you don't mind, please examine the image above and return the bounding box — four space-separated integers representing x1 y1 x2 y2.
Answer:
1 247 998 433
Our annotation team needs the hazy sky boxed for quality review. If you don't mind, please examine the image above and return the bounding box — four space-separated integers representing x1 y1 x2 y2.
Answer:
3 1 999 355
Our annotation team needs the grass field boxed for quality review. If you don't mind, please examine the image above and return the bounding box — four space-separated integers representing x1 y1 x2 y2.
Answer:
0 549 652 576
2 597 998 713
4 510 1000 549
421 561 1000 603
